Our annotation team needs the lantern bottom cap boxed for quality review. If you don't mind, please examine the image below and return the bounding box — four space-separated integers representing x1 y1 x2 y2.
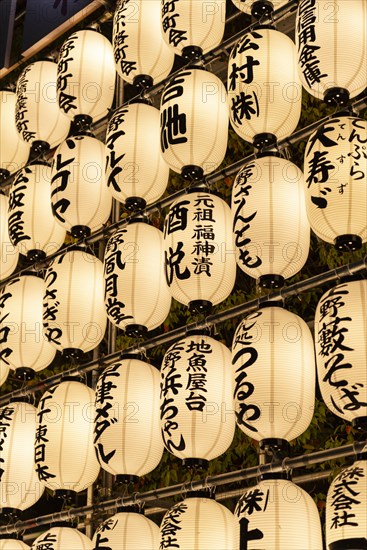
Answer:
27 249 46 263
253 132 277 151
329 538 367 549
125 196 147 212
251 0 275 19
0 508 21 523
62 348 84 361
14 367 35 381
259 438 289 453
73 114 93 134
115 474 140 485
181 45 203 62
181 165 204 181
31 140 50 156
182 458 209 471
133 74 153 90
334 234 362 252
189 300 213 315
54 489 76 501
352 417 367 434
71 225 91 239
324 87 350 107
125 324 148 339
0 168 10 183
259 274 285 289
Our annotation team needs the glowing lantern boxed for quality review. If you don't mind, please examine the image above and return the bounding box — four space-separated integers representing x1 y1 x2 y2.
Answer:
43 247 107 359
0 194 19 281
0 401 45 519
105 102 169 209
0 538 30 550
0 274 56 380
304 115 367 251
235 477 323 549
93 508 159 550
57 29 116 125
228 28 302 149
232 155 310 288
8 163 66 261
104 222 171 337
15 61 70 151
113 0 174 88
160 492 236 550
315 280 367 430
34 380 100 496
160 69 228 179
94 356 163 481
232 305 315 449
296 0 367 104
163 191 236 313
160 333 235 467
231 0 290 15
0 90 29 181
31 527 93 550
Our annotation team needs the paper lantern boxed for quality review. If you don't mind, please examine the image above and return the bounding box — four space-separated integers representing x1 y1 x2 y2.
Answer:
0 91 29 180
34 380 100 495
228 28 302 148
235 477 323 549
232 305 315 448
92 509 159 550
15 61 70 150
160 333 235 467
31 527 93 550
105 102 169 209
51 134 112 239
94 357 163 481
0 194 19 281
231 0 290 15
104 222 171 337
0 274 56 380
113 0 174 87
296 0 367 104
43 247 107 358
161 0 226 58
304 115 367 251
232 155 310 288
326 446 367 549
160 69 229 179
163 191 236 313
0 363 9 388
0 401 45 518
0 538 30 550
8 163 66 261
315 280 367 430
57 29 116 124
160 493 236 550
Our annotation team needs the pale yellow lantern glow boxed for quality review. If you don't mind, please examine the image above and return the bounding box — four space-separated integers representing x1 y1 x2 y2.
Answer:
0 91 29 178
0 539 30 550
0 194 19 281
31 527 93 550
92 510 160 550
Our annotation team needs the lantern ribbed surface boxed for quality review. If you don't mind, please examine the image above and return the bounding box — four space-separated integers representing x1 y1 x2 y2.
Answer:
296 0 367 100
0 402 45 511
231 0 289 14
57 30 115 122
160 69 229 176
94 359 163 477
113 0 174 85
92 511 159 550
104 223 171 331
31 527 93 550
105 103 169 205
0 91 29 175
232 306 316 442
228 28 302 144
35 381 100 492
232 156 310 281
43 249 107 353
0 540 30 550
0 194 19 281
315 280 367 423
15 61 70 148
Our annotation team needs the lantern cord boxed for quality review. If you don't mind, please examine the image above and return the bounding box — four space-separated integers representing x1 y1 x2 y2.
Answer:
0 440 364 536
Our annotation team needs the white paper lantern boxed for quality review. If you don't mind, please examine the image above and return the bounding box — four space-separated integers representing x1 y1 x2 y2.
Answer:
315 280 367 429
232 305 315 447
161 0 226 57
160 69 229 178
51 134 112 238
92 510 159 550
43 248 107 358
160 333 235 466
15 61 70 149
0 194 19 282
104 222 171 336
163 191 236 312
57 29 116 123
105 102 169 208
0 91 29 179
304 115 367 251
326 447 367 550
235 478 323 549
296 0 367 103
0 274 56 380
228 28 302 148
160 493 236 550
232 155 310 288
94 357 163 480
34 380 100 494
0 402 45 516
231 0 290 15
8 163 66 261
31 527 93 550
0 538 30 550
0 363 9 388
113 0 174 87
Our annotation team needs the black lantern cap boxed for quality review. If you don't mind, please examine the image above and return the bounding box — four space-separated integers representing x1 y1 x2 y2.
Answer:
352 417 367 434
115 474 140 485
133 74 154 90
14 367 36 381
329 539 367 550
253 132 277 151
120 351 146 361
0 168 10 184
125 324 148 339
116 503 144 514
189 300 213 315
259 274 285 289
258 300 284 309
259 438 289 454
182 458 209 471
30 140 50 157
0 533 21 539
259 470 292 481
27 249 47 263
0 507 21 523
334 234 363 252
182 46 203 63
125 197 147 212
181 165 204 181
62 348 84 361
185 326 213 337
73 114 93 135
54 489 76 502
251 0 275 19
71 225 91 239
324 87 350 107
185 488 215 499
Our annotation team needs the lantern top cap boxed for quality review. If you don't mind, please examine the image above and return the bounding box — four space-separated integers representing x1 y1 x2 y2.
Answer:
17 270 44 279
184 488 216 500
258 300 284 310
119 351 146 361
